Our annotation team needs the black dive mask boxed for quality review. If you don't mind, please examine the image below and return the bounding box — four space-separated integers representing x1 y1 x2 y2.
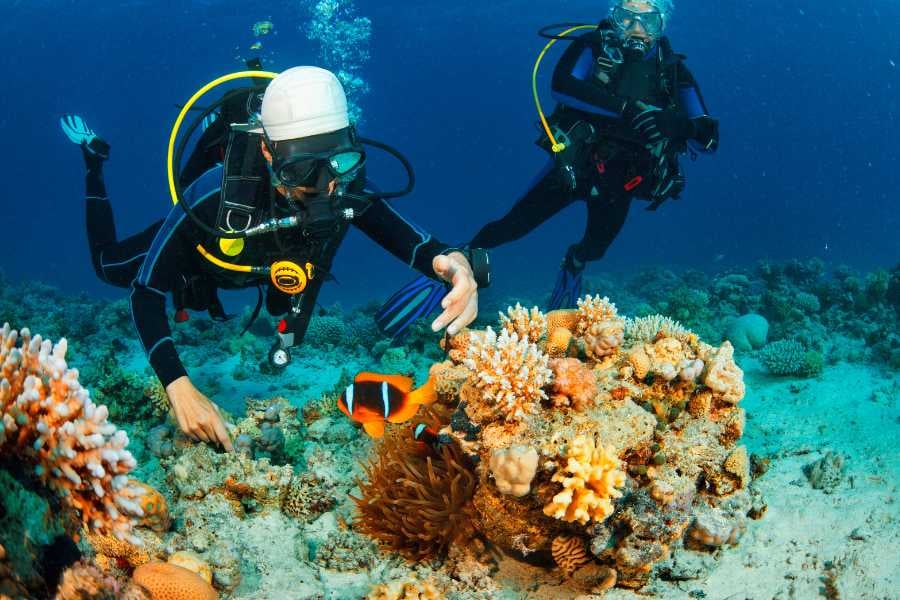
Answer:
263 127 365 188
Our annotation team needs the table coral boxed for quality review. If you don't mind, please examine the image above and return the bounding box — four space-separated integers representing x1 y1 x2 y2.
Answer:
543 435 626 525
0 324 146 542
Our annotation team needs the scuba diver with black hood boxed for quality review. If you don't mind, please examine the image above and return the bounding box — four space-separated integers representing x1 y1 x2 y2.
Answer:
61 66 489 451
465 0 719 309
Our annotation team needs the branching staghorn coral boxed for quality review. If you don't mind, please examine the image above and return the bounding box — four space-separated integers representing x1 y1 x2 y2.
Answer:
352 415 478 560
543 435 626 526
624 314 692 343
0 324 146 542
462 327 553 423
575 295 620 335
499 304 547 343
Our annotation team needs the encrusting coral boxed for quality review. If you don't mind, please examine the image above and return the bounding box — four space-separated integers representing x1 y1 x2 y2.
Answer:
548 358 597 411
543 435 626 525
0 324 148 542
55 560 150 599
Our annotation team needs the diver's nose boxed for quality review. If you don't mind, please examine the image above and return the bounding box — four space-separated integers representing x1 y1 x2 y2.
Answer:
630 20 647 35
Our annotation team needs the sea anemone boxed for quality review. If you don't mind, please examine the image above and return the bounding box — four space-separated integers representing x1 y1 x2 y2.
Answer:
351 409 478 561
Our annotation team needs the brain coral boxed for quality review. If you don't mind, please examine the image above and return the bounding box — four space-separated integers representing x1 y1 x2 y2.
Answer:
132 562 217 600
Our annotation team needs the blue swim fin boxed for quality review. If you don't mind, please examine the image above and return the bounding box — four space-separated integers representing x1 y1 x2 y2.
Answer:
376 275 448 339
548 261 583 310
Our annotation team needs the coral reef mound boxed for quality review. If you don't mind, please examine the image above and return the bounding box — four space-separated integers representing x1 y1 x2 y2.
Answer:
354 296 757 592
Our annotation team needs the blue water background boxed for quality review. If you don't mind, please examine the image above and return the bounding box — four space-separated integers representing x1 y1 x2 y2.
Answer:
0 0 897 308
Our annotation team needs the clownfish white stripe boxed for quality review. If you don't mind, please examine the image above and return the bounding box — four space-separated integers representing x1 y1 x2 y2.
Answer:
381 381 390 418
345 384 355 415
414 423 428 439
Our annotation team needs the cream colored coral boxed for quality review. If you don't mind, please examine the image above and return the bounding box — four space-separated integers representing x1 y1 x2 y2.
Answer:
489 445 539 497
575 295 619 335
167 551 213 585
648 337 685 365
723 446 750 489
367 578 440 600
627 347 651 380
583 321 624 361
702 341 745 404
499 303 547 343
624 314 691 343
463 327 552 423
543 435 626 525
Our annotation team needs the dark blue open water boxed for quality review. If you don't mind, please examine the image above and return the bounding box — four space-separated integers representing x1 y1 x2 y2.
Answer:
1 0 897 302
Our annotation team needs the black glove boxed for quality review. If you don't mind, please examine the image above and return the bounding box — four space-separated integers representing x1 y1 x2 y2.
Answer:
626 102 696 144
81 137 111 171
691 116 720 152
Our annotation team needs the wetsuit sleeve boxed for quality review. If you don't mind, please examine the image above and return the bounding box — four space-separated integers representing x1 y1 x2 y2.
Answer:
130 174 222 386
676 62 720 153
351 199 451 278
551 35 630 117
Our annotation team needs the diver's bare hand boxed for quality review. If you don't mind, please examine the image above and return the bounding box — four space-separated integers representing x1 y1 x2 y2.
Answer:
166 376 234 452
431 252 478 336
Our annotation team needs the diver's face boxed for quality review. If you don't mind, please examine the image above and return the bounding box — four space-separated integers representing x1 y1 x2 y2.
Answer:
259 140 331 201
616 1 663 45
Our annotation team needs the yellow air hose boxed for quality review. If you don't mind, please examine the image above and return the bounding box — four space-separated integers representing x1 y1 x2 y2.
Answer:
532 25 598 153
166 70 278 275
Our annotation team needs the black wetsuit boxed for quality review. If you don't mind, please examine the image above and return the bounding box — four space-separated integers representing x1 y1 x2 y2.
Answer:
84 157 450 387
470 21 719 267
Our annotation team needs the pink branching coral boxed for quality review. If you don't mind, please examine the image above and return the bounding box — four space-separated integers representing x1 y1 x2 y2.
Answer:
0 324 145 542
548 358 597 411
463 327 552 423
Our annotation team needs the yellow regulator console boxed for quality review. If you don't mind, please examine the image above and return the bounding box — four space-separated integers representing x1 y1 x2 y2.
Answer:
270 261 316 295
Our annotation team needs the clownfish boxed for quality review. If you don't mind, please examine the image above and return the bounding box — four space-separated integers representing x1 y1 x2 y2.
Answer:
411 422 450 454
337 372 436 438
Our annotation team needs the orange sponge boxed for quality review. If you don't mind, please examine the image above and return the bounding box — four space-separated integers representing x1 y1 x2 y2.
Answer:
132 562 217 600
